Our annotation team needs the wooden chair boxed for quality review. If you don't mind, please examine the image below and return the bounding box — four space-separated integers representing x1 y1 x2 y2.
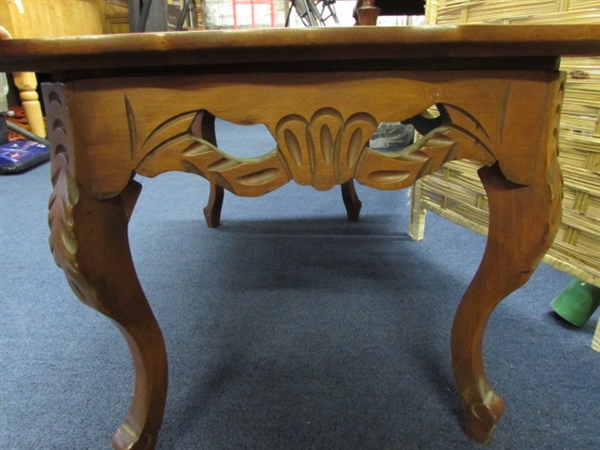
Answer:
1 0 130 139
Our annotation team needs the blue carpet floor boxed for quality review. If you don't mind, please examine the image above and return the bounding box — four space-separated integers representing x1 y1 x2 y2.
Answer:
1 121 598 449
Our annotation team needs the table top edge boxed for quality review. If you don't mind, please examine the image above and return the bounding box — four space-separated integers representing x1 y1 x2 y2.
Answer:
1 25 599 73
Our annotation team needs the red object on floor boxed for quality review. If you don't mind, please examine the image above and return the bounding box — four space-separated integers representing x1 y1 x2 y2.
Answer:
6 106 33 141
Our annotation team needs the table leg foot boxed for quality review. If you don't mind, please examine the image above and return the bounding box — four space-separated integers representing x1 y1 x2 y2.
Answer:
451 160 561 443
341 179 362 221
462 394 505 444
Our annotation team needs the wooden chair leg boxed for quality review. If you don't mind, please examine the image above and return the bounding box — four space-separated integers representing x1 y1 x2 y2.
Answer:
355 0 381 25
341 179 362 221
451 161 562 443
13 71 46 137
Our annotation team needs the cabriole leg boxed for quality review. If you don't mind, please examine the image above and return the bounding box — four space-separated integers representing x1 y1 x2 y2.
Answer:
451 160 562 443
45 83 167 450
57 180 168 450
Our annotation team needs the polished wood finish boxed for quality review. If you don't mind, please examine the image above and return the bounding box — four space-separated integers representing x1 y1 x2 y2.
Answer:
2 25 598 450
2 26 597 72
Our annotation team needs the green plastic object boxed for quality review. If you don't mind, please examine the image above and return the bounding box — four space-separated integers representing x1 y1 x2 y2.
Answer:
551 279 600 327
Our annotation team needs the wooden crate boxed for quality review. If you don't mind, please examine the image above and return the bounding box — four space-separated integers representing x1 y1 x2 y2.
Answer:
410 0 600 287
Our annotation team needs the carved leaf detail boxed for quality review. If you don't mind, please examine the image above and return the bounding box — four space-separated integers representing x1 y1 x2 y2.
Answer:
276 115 311 185
310 107 343 166
442 103 495 163
125 95 136 159
320 125 334 163
129 103 495 196
44 84 98 307
368 170 412 184
142 111 199 156
135 111 288 196
343 112 378 172
237 168 281 186
283 128 303 167
356 125 459 190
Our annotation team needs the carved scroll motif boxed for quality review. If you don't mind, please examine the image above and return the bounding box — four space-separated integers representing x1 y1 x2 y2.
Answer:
133 103 497 196
44 83 97 307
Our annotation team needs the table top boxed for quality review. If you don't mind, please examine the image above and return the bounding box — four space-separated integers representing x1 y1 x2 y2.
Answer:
1 25 599 73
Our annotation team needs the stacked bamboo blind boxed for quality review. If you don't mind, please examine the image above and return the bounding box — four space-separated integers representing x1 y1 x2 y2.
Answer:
410 0 600 287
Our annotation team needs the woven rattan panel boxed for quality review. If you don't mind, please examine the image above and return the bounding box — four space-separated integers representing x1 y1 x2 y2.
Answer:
410 0 600 286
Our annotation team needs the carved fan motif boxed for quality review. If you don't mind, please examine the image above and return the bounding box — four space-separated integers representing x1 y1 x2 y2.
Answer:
133 102 497 196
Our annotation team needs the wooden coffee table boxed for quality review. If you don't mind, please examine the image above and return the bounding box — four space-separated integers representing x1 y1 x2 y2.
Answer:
2 25 598 449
